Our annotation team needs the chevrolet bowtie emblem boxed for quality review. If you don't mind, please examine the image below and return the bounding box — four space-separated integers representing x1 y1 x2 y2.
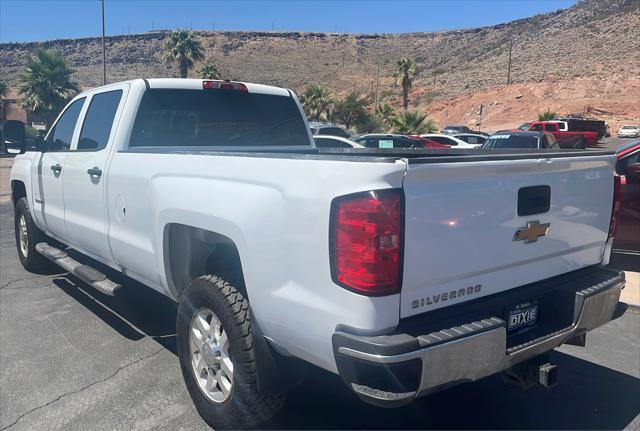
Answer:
513 221 550 244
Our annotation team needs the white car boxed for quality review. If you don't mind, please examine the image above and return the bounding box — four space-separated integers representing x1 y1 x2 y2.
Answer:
453 133 488 146
8 78 625 429
618 125 640 138
313 135 364 148
420 133 481 148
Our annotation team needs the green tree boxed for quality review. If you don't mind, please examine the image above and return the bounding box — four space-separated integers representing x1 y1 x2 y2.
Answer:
333 92 370 131
538 109 557 121
299 84 334 122
0 80 8 121
163 30 205 78
199 62 222 79
18 49 79 127
375 103 398 131
392 111 437 134
393 58 417 112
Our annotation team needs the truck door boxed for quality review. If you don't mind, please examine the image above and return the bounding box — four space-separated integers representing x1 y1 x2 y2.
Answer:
62 86 127 260
32 97 86 240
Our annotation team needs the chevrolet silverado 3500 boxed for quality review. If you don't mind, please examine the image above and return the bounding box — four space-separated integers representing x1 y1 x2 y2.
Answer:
8 79 626 429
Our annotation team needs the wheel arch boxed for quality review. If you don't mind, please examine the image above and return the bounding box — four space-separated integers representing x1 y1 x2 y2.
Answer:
163 223 248 301
11 180 27 205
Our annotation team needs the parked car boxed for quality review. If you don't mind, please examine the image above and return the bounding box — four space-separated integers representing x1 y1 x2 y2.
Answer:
308 122 350 138
442 125 488 136
613 140 640 254
553 116 607 139
518 121 597 148
453 133 488 146
407 135 450 148
421 133 481 148
442 124 472 135
7 78 626 429
481 131 556 149
618 125 640 138
313 135 364 148
352 133 424 148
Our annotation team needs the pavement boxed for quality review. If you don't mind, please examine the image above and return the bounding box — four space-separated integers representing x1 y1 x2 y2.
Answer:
1 138 639 430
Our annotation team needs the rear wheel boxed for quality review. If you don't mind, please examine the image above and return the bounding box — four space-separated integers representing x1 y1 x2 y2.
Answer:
177 275 286 429
14 197 50 272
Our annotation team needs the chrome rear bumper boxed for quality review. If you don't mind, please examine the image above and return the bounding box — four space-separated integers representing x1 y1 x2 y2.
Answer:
333 267 625 406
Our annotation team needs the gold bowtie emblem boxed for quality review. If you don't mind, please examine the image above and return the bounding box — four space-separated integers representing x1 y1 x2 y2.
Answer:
513 221 550 244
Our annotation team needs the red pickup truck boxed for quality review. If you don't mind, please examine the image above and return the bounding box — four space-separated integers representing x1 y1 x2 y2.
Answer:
517 121 598 148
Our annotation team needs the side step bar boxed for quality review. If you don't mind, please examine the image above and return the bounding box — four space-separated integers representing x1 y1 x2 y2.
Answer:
35 242 121 296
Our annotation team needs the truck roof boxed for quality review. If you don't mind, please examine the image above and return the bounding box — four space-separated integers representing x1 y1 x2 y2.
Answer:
77 78 291 98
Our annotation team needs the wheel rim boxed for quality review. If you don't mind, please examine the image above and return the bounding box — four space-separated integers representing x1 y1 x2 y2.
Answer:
189 307 233 403
18 214 28 258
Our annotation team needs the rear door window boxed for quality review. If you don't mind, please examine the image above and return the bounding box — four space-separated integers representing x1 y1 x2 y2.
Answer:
129 89 310 148
544 124 556 132
47 98 86 152
77 90 123 151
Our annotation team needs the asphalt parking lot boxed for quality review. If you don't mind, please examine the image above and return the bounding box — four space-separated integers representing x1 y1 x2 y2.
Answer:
1 137 639 430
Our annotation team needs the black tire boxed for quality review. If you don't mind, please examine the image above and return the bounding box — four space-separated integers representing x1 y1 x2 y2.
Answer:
177 275 286 429
14 197 51 272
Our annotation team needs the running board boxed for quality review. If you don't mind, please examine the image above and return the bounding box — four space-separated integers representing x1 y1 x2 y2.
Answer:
35 242 121 296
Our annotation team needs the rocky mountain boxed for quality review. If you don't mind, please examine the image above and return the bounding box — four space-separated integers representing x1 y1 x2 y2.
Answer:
1 0 638 129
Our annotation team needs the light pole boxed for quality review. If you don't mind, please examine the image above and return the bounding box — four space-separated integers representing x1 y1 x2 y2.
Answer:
101 0 106 85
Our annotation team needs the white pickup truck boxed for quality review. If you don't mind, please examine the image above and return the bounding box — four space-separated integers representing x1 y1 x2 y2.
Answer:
8 79 626 429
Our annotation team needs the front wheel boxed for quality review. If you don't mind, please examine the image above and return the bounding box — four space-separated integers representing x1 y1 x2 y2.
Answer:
177 275 286 429
14 197 51 272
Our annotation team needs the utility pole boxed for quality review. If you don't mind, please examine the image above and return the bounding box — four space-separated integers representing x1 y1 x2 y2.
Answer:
101 0 106 85
478 104 484 130
374 63 380 112
506 39 513 85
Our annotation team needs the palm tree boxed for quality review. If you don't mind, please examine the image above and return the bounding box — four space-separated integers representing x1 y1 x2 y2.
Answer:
538 109 557 121
0 80 8 121
333 92 370 131
375 103 398 131
199 62 222 79
163 30 205 78
394 58 417 112
392 111 436 134
18 49 79 127
299 84 334 122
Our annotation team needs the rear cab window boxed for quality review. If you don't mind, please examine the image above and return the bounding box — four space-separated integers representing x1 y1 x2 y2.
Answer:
129 89 310 149
77 90 123 151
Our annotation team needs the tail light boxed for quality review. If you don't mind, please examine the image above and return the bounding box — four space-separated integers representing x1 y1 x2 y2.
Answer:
203 80 248 92
330 189 403 296
608 174 622 239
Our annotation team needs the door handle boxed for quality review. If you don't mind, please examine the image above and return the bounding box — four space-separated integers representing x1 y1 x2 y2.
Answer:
87 167 103 178
50 163 62 173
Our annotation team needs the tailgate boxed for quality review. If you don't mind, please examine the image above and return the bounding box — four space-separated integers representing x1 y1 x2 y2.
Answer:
400 154 615 318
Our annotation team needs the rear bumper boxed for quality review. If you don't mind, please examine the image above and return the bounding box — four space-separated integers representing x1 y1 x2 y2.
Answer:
332 267 625 407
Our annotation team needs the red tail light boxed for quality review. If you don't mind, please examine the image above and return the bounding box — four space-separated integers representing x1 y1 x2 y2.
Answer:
608 174 622 239
330 190 403 296
203 80 248 92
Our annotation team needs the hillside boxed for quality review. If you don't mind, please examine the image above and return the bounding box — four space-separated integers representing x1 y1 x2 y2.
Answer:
1 0 639 130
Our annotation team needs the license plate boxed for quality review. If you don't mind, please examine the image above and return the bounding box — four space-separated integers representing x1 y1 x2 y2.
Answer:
507 301 538 331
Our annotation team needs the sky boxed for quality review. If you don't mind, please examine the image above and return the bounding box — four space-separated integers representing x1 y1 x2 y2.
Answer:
0 0 577 43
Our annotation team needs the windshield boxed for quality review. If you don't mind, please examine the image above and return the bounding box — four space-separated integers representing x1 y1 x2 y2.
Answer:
621 126 637 129
129 89 310 148
482 134 540 149
517 123 532 130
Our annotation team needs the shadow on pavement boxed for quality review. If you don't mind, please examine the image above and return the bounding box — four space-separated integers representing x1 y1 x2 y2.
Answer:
52 274 178 355
270 350 640 430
